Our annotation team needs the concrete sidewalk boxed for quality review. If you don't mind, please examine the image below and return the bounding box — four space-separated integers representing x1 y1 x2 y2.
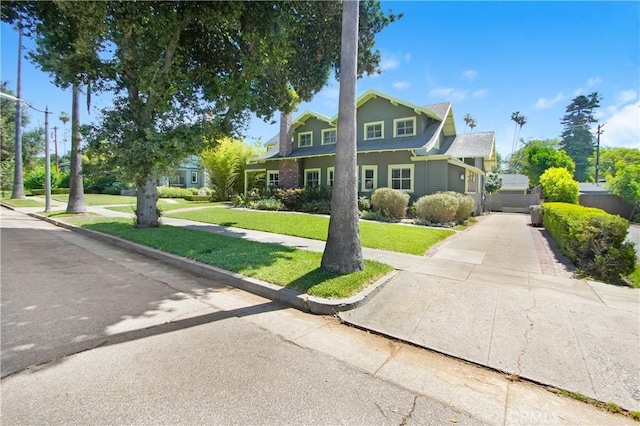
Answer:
7 201 640 412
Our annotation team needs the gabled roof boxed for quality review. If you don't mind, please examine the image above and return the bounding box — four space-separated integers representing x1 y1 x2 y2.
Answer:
578 182 610 194
292 110 333 130
327 89 443 122
442 132 495 158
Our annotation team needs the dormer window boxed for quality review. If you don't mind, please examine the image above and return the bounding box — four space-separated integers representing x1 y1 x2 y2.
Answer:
298 131 313 147
364 121 384 140
393 117 416 137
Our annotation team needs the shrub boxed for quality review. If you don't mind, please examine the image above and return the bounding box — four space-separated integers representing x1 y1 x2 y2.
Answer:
248 198 285 211
452 192 475 223
304 185 332 203
540 167 579 204
157 186 193 198
542 202 636 283
85 174 129 195
183 195 212 202
358 196 371 212
31 188 70 195
24 168 60 190
301 200 331 215
275 188 305 211
360 209 394 222
371 187 410 220
413 192 459 224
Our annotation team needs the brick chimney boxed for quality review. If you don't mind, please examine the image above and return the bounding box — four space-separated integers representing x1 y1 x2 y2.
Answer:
279 111 293 156
278 111 300 188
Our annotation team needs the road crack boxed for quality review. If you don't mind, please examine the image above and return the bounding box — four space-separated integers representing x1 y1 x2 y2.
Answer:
399 395 418 425
514 293 537 378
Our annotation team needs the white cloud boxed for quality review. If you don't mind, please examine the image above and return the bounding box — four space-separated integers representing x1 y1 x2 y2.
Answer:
616 89 638 105
600 102 640 149
429 87 467 101
473 89 488 98
533 93 566 109
461 70 478 81
586 76 602 87
392 81 411 90
403 53 412 63
379 56 401 72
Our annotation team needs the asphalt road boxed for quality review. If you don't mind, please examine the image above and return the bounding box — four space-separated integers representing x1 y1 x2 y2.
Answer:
0 208 479 425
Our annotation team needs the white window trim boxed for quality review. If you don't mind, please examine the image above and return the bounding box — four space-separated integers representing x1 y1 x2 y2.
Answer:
321 128 337 145
267 169 279 187
304 168 321 187
364 121 384 140
327 167 335 186
361 165 378 192
393 116 417 137
388 164 415 193
298 131 313 147
191 170 198 184
466 171 478 193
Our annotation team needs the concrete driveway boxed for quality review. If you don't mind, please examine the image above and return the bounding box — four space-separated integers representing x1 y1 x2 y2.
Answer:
341 213 640 412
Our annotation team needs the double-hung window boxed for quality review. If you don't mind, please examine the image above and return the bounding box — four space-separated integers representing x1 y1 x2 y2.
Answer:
304 168 321 187
191 171 198 184
322 129 337 145
361 165 378 192
327 167 335 186
298 131 313 147
364 121 384 140
267 170 279 188
388 164 414 192
393 117 416 137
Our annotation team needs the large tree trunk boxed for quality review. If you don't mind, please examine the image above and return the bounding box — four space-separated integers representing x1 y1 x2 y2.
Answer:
321 0 363 274
66 84 86 213
12 27 25 199
136 176 159 228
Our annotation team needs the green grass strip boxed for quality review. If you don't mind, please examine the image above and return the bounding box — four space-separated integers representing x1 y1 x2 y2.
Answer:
73 217 393 299
167 207 454 255
107 201 228 213
51 194 138 206
1 198 45 207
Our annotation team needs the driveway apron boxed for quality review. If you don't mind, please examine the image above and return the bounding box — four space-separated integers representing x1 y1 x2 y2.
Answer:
340 213 640 412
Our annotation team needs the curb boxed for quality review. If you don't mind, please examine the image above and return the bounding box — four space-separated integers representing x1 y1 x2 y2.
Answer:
14 207 394 316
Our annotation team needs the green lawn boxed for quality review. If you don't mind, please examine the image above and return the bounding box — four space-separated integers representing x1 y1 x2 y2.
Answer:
0 197 45 207
107 201 228 213
51 193 137 206
166 208 455 255
71 217 393 299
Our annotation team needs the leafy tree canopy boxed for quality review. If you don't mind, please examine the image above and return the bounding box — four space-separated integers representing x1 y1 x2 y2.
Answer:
592 147 640 179
521 141 575 187
559 92 602 181
607 161 640 218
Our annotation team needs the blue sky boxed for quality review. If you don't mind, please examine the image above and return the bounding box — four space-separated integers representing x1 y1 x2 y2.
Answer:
2 1 638 158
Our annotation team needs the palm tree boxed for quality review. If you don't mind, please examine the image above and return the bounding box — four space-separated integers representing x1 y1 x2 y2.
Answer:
463 113 475 133
66 84 86 213
59 111 70 154
469 117 477 132
321 0 363 274
510 111 527 155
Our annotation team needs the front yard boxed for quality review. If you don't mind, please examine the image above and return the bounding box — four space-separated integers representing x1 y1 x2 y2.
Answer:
165 207 455 256
72 217 393 299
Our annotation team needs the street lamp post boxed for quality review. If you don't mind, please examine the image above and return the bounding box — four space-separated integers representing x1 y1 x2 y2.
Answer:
0 92 52 211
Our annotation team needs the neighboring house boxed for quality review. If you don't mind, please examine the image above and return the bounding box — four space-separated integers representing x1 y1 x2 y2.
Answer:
498 174 529 194
245 90 496 213
160 155 208 189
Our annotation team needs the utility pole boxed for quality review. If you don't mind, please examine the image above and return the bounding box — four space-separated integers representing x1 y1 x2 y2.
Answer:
12 27 25 199
44 107 51 212
595 123 605 185
53 126 59 172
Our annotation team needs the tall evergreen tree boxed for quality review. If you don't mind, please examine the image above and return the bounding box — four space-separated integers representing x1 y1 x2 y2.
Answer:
559 92 602 181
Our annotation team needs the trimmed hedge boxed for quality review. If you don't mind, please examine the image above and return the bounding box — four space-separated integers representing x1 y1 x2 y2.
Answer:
31 188 70 195
183 195 212 202
413 191 475 224
541 202 636 283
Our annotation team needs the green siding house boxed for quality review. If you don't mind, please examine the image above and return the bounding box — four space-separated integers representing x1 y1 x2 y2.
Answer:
160 155 207 189
245 90 496 213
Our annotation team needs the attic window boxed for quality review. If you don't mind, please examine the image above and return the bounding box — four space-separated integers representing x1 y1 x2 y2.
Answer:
364 121 384 140
393 117 416 137
298 131 313 147
322 128 337 145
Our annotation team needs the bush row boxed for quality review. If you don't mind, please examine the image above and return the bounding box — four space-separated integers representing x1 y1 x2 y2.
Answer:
157 186 215 199
541 202 636 283
31 188 70 195
236 185 476 225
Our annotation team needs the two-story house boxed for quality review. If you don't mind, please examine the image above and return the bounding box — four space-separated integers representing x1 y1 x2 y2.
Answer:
245 89 496 213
